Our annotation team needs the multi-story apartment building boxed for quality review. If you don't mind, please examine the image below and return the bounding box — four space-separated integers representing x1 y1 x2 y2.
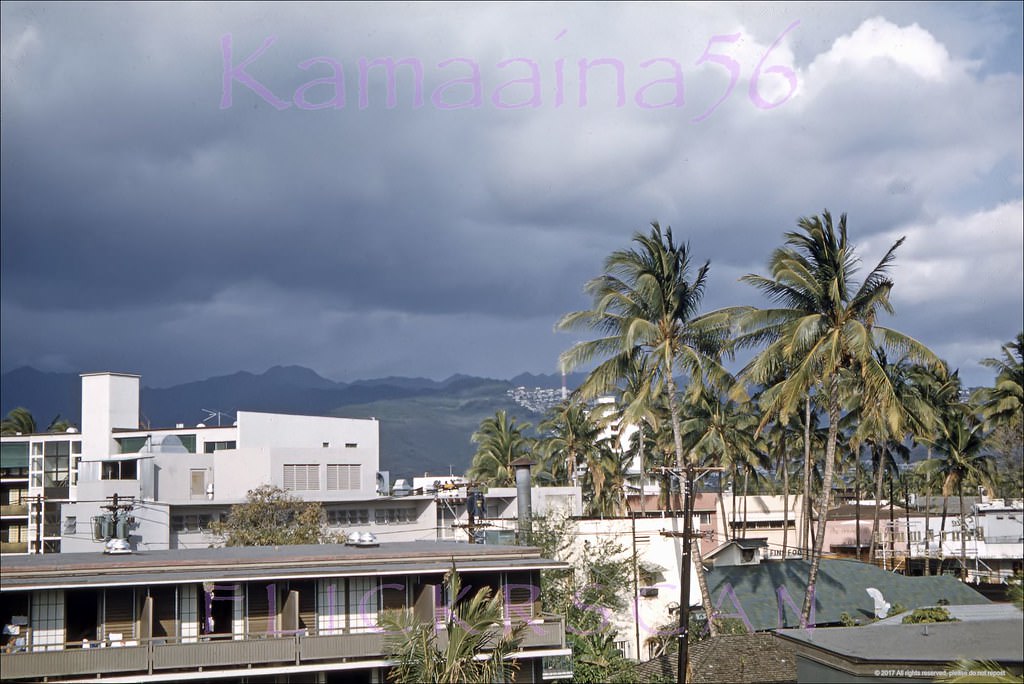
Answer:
1 372 443 555
0 541 571 682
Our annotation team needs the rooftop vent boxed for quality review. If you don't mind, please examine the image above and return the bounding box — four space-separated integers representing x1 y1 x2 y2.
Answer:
345 531 379 548
103 538 132 555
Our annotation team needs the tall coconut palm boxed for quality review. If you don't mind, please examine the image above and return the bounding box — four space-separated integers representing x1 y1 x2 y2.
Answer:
732 210 939 624
920 410 996 580
846 349 934 565
538 398 609 489
679 382 761 542
467 411 534 487
557 222 732 640
616 352 664 515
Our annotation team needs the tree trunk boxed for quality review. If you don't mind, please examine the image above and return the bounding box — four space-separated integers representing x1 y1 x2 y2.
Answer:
923 448 932 576
939 495 949 574
869 445 884 565
781 434 790 559
718 473 730 543
959 482 967 582
639 436 647 516
801 396 813 559
741 469 750 539
854 458 862 561
731 466 739 541
665 373 717 637
801 380 839 626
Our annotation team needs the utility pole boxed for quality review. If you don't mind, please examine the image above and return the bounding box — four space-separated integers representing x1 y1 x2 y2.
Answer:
677 466 695 684
653 465 721 684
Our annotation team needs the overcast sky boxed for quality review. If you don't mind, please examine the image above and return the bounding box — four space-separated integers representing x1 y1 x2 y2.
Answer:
2 2 1021 389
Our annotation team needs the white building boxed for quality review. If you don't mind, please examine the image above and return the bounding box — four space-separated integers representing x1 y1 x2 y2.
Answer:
1 372 446 554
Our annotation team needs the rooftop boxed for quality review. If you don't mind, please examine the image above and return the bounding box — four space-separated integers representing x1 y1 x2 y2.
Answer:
0 542 568 592
705 558 990 630
776 617 1024 664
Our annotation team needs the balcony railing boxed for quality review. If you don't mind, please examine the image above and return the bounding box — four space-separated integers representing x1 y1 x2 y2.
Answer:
0 616 566 681
0 504 29 517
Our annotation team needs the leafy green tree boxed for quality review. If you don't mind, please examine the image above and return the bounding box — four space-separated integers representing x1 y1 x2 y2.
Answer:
531 511 638 682
467 410 534 487
381 566 525 683
558 222 731 635
209 485 334 546
732 210 939 623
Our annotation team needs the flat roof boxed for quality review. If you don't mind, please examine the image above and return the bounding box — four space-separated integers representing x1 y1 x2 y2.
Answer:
0 542 569 592
776 618 1024 664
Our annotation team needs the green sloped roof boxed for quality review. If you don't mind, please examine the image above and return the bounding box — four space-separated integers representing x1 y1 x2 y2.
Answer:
705 558 989 631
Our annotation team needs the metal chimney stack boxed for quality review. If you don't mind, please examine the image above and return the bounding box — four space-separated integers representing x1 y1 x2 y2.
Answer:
511 457 535 545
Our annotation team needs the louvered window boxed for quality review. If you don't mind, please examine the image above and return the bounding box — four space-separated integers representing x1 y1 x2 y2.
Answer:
283 464 319 491
326 464 360 491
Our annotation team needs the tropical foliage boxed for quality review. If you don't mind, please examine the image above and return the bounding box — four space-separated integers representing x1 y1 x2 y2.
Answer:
381 565 525 683
467 410 534 487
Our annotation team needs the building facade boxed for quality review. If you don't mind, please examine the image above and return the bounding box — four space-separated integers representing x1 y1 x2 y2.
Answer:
0 541 571 682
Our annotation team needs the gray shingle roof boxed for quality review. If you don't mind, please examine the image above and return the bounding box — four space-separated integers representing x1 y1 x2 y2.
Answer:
776 618 1024 664
633 633 797 683
705 558 989 630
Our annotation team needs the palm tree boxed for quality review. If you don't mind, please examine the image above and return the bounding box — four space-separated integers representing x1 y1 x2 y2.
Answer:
381 566 525 683
616 352 664 515
976 332 1023 428
557 222 731 639
538 398 611 491
920 409 996 580
1 407 37 435
467 411 534 487
732 210 939 624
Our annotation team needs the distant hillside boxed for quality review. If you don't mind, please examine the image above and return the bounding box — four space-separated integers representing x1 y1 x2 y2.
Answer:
0 366 562 478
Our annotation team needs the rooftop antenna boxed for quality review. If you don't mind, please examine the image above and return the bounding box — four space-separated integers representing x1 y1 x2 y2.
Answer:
200 409 234 427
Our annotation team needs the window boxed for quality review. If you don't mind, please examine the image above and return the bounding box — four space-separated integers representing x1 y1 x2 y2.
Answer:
345 443 358 448
43 441 70 489
203 441 236 453
116 437 149 454
190 470 207 497
374 508 415 525
171 514 215 533
327 509 370 526
322 442 330 448
64 516 77 534
0 441 29 477
283 464 319 491
101 460 138 480
326 464 360 491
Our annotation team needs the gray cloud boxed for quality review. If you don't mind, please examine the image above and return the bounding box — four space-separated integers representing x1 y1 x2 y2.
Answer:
2 2 1021 388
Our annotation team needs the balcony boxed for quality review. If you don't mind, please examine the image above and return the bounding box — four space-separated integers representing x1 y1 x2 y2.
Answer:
0 504 29 517
0 541 29 554
0 616 566 681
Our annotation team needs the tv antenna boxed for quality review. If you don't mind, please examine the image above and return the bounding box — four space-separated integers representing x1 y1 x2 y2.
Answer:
201 409 235 427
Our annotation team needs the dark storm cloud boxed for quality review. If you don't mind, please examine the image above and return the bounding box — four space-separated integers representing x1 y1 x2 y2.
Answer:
2 2 1021 387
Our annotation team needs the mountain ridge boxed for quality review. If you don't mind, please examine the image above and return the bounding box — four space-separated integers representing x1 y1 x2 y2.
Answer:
0 365 581 477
